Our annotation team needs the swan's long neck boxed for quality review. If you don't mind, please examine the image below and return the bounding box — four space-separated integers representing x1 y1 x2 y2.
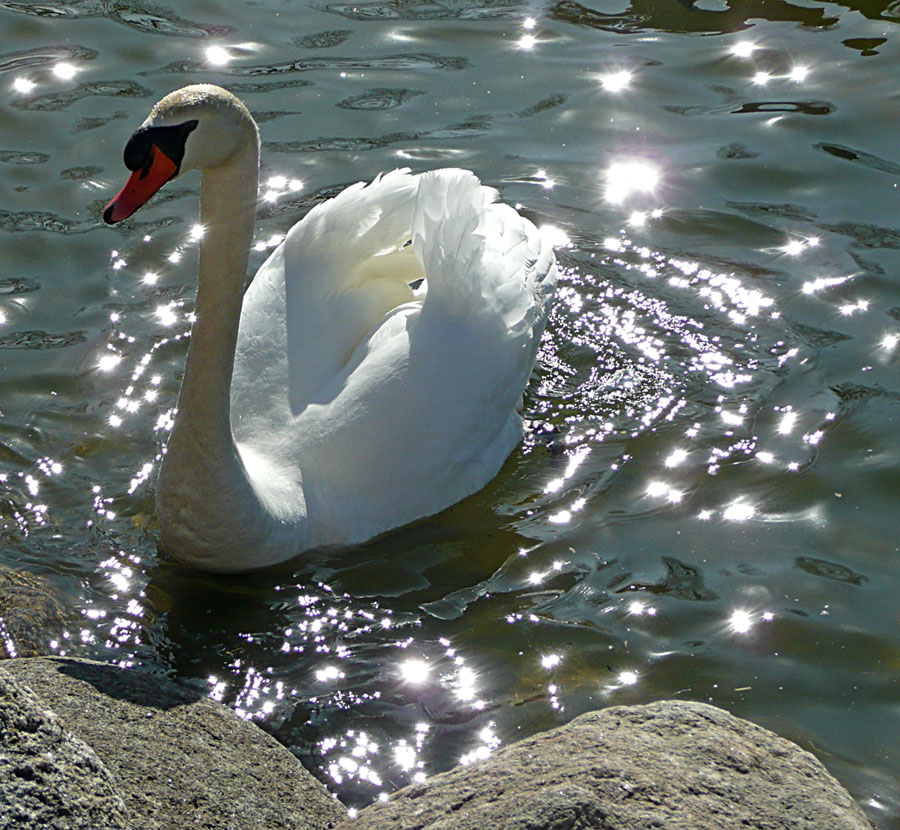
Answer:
183 144 257 439
156 137 295 571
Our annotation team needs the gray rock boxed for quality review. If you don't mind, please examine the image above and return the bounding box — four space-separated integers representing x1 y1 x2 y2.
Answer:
3 657 345 830
342 700 872 830
0 666 127 830
0 567 65 658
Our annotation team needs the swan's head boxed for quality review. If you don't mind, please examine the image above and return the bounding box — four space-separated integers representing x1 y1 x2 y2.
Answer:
103 84 258 224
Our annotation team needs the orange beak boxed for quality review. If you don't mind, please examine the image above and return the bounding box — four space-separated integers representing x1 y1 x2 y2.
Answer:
103 145 178 224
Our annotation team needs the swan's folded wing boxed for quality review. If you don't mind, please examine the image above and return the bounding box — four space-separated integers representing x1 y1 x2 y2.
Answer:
283 167 420 289
235 169 426 418
235 169 559 548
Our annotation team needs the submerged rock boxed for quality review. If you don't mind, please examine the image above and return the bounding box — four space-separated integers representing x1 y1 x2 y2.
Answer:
0 666 127 830
0 567 65 659
2 657 344 830
343 700 872 830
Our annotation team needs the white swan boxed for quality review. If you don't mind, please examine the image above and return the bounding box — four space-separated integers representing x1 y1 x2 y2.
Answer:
103 85 557 572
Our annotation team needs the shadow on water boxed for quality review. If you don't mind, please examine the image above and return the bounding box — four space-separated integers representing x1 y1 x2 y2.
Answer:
549 0 900 33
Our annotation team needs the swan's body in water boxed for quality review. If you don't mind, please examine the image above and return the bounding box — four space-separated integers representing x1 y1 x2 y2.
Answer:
103 85 557 572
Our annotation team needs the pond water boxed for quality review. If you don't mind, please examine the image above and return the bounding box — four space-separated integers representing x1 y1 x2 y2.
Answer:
1 0 899 824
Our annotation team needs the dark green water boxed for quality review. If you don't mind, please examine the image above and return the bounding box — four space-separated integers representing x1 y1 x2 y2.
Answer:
1 0 899 823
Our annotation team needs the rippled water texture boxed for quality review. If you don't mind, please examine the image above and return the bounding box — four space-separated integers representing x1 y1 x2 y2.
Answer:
1 0 899 824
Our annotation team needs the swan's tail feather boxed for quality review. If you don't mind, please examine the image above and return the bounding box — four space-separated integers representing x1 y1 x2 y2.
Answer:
413 169 557 342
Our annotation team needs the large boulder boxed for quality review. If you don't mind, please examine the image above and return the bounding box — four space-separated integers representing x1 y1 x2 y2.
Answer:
342 700 872 830
0 666 127 830
2 657 344 830
2 658 871 830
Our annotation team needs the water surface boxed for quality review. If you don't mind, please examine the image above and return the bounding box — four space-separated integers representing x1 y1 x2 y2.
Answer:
1 0 899 824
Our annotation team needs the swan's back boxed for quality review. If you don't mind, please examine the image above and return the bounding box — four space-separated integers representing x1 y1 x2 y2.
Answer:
232 168 557 547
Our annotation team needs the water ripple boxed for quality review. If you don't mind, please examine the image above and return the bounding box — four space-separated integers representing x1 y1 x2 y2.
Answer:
665 100 835 117
731 100 834 116
0 209 88 234
60 166 103 180
830 382 900 405
795 557 865 586
516 94 568 118
257 183 354 220
250 109 303 124
11 80 153 111
725 201 816 222
73 112 129 132
550 1 649 33
819 221 900 249
716 143 758 160
337 88 424 110
0 277 40 295
142 52 468 76
817 143 900 177
316 1 522 20
0 43 96 73
0 330 86 350
790 322 852 350
292 30 352 49
228 80 313 95
617 556 718 602
0 1 233 38
265 116 490 154
5 203 140 234
0 151 49 165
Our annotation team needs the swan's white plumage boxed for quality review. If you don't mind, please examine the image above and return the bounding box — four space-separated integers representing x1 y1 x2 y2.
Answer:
231 167 557 550
109 83 557 571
